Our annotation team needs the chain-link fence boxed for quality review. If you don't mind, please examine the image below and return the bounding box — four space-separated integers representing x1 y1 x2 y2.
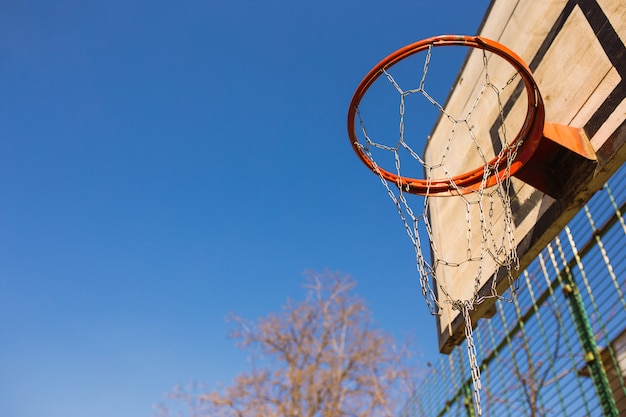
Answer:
401 164 626 417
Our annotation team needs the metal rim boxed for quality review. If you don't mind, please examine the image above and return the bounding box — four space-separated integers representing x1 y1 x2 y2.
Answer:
347 35 545 196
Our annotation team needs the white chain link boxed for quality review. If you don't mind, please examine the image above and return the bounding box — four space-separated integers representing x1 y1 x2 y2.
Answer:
462 301 482 415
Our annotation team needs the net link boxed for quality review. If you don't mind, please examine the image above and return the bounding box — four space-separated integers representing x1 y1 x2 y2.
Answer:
355 45 524 415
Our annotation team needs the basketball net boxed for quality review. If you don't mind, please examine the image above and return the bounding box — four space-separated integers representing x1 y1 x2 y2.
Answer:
353 43 524 415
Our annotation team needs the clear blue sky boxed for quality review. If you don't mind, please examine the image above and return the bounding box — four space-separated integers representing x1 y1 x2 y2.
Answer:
0 1 490 416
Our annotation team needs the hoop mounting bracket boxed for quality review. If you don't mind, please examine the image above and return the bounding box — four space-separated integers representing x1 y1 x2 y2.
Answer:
513 123 597 199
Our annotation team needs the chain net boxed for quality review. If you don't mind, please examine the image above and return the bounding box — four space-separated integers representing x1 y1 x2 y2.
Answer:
353 44 527 415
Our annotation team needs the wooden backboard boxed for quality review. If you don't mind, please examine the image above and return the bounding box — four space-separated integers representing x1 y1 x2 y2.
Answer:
427 0 626 353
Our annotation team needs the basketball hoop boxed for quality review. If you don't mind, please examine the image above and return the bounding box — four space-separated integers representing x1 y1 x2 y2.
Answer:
347 35 597 415
347 35 546 196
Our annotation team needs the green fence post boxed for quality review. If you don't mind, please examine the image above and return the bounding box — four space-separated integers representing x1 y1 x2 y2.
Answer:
462 383 477 417
562 279 618 416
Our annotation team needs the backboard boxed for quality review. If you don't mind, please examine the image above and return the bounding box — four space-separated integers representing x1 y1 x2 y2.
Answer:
428 0 626 353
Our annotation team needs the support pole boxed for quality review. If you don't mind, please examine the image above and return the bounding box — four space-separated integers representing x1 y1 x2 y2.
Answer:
562 280 618 416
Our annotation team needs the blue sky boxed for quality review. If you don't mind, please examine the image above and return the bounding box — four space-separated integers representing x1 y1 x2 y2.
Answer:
0 1 490 416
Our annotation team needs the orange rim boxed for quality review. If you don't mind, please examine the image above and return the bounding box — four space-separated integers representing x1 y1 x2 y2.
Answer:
347 35 545 196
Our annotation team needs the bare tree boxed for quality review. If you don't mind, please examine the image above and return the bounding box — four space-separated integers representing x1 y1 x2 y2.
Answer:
156 271 416 417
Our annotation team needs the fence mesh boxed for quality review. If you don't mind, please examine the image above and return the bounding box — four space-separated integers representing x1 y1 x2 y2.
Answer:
400 163 626 416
